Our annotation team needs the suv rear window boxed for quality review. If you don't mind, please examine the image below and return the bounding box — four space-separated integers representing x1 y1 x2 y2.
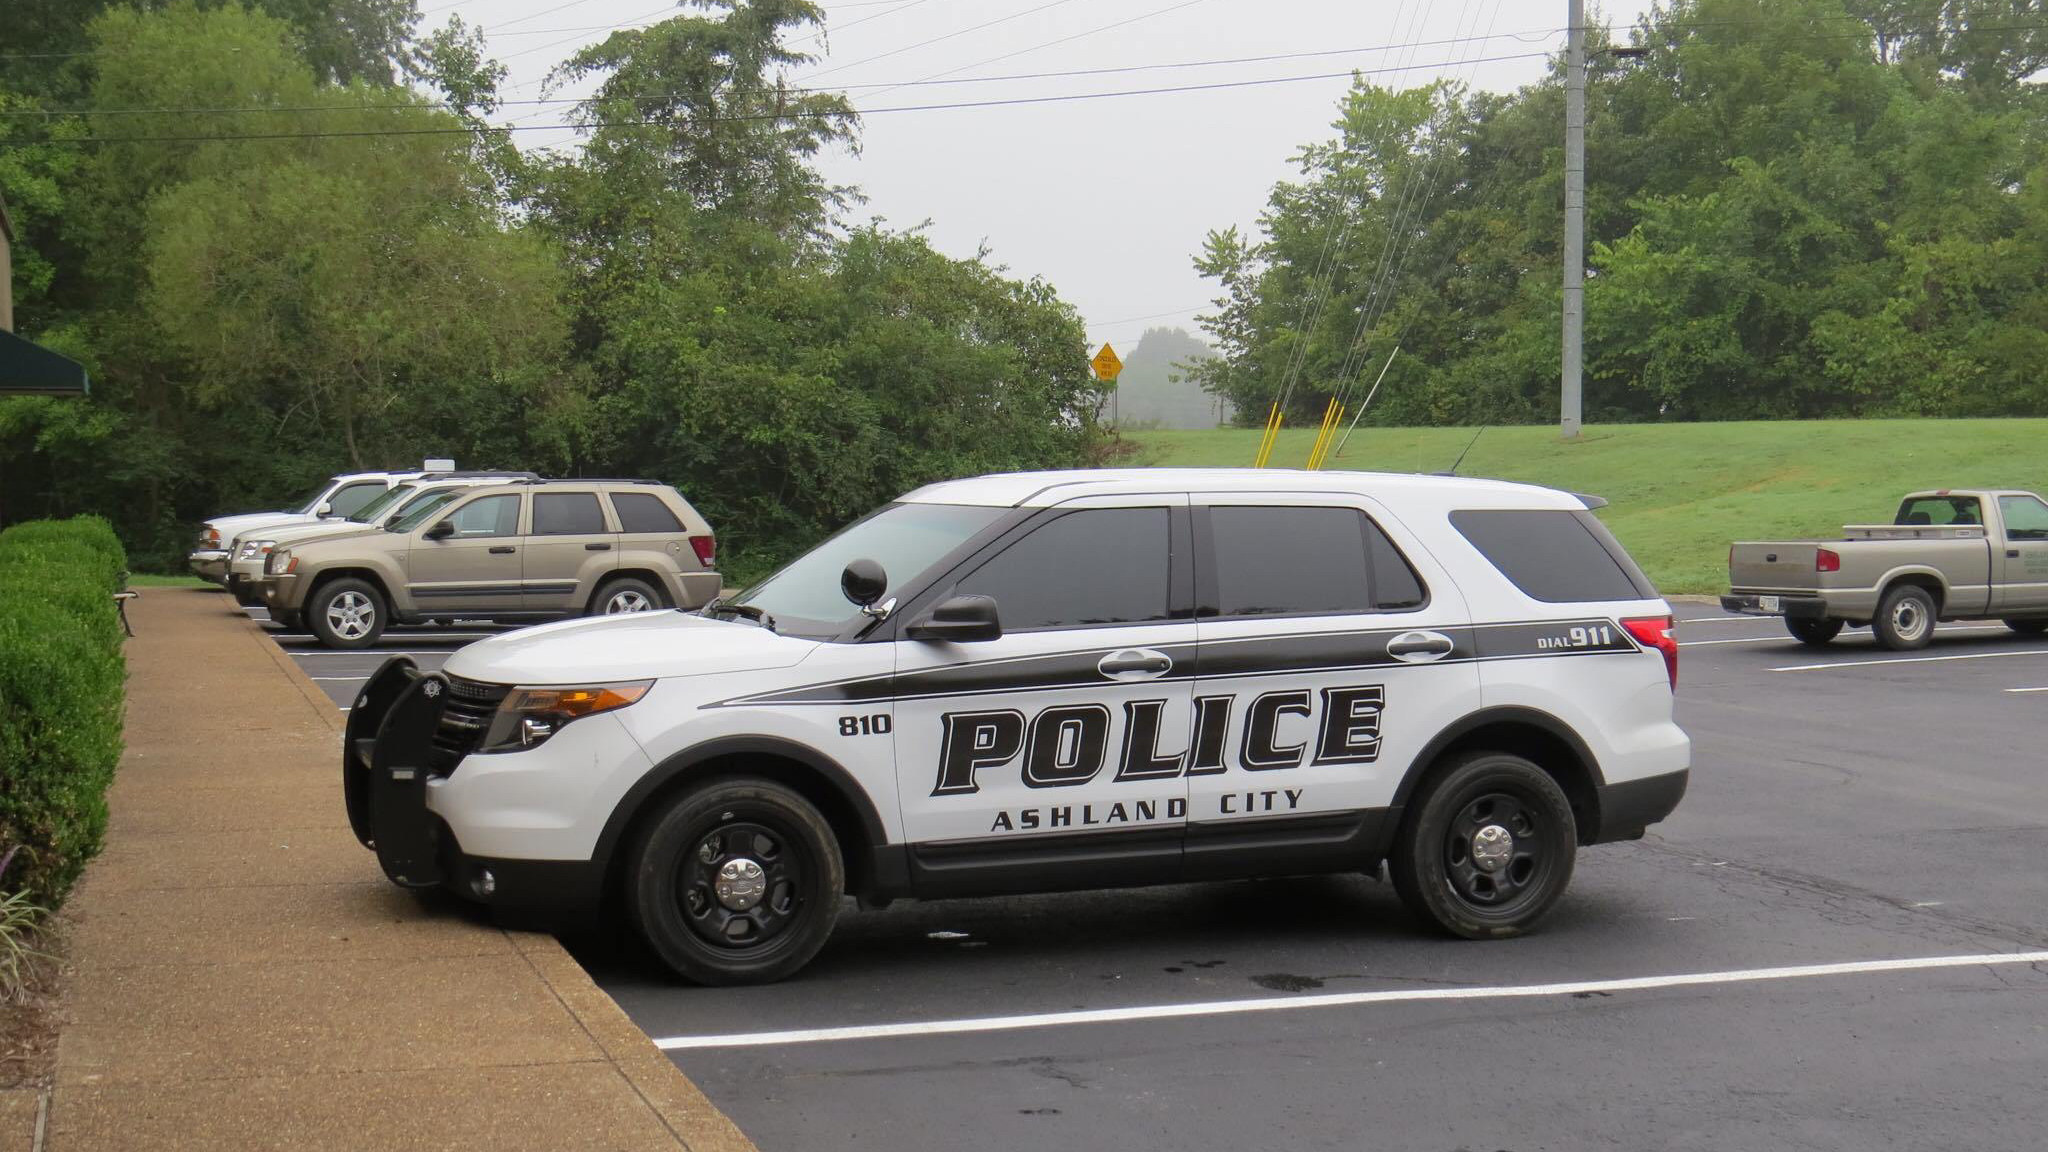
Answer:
1450 509 1656 603
1207 506 1427 616
611 492 684 534
533 493 607 535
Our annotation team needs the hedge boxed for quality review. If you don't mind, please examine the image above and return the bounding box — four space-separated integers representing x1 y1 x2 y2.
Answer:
0 516 127 906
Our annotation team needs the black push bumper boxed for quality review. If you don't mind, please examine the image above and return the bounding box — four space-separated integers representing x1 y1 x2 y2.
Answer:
1720 593 1827 619
1590 769 1689 843
343 658 602 927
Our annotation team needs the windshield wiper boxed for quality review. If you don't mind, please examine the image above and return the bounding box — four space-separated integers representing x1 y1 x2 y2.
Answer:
704 598 777 632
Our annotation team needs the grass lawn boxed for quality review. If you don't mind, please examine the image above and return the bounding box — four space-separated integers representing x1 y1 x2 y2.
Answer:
126 573 212 588
1127 419 2048 594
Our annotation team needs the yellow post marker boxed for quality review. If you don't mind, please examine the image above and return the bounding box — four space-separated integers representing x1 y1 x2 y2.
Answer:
1307 397 1338 469
1314 405 1346 470
1254 402 1281 467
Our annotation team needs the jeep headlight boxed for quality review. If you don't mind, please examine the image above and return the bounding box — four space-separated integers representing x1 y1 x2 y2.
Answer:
478 682 653 752
266 549 296 576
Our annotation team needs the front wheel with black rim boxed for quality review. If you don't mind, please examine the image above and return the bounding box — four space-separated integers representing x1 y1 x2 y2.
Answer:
1389 752 1577 940
308 577 387 650
1785 616 1843 646
627 777 844 985
1872 584 1936 651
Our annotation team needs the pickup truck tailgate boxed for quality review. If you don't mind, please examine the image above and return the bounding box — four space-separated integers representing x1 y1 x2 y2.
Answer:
1729 543 1823 590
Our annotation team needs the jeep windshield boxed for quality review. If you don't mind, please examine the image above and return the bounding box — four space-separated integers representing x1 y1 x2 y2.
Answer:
727 502 1006 637
387 489 467 532
347 483 417 524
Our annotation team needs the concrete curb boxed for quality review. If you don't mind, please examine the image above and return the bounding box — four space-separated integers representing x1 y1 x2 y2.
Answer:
240 609 756 1152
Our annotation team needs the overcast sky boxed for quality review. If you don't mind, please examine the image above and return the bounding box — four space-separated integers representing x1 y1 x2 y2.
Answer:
433 0 1657 353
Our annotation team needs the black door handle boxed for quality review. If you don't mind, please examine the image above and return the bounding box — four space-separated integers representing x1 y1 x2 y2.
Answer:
489 546 515 555
1098 651 1172 677
585 543 612 551
2009 549 2021 558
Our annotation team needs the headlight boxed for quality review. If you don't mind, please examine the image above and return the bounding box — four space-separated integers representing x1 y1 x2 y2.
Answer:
478 681 653 752
266 550 296 575
238 539 275 560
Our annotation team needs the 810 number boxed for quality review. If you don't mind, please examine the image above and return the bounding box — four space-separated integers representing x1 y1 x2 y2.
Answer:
838 713 892 736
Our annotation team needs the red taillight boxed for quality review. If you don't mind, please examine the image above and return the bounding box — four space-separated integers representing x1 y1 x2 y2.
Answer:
1622 615 1678 690
1816 548 1840 573
689 535 716 568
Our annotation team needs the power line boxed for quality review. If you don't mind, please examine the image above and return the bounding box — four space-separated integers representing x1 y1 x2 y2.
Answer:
800 0 1088 82
4 30 1568 118
860 0 1213 101
12 52 1557 146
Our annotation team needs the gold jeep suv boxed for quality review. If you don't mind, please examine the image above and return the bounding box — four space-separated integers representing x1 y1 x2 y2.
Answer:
260 479 719 648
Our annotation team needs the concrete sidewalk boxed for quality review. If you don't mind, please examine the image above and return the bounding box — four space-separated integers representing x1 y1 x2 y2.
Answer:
38 587 754 1151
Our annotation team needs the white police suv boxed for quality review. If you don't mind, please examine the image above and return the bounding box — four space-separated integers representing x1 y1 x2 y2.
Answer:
346 469 1689 984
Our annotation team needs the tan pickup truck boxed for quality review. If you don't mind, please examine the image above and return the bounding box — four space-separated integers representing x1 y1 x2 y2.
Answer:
1723 489 2048 649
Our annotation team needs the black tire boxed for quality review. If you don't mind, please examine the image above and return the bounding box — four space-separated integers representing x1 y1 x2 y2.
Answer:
1872 584 1936 651
627 777 843 985
307 577 388 650
591 575 667 616
2004 618 2048 636
1389 752 1577 940
273 609 303 632
1785 616 1843 646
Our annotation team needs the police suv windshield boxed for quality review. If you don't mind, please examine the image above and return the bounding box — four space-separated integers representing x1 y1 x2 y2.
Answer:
733 502 1005 636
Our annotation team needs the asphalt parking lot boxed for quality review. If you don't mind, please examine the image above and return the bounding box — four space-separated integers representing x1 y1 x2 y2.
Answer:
248 600 2048 1151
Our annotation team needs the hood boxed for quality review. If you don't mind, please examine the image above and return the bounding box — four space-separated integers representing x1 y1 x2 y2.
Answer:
264 520 385 549
214 511 320 543
443 611 820 685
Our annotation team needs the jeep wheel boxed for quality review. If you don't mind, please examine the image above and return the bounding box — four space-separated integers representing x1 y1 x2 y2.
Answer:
2004 618 2048 636
594 576 666 616
309 578 388 650
1785 616 1843 646
1872 584 1935 651
1390 752 1576 940
628 777 843 985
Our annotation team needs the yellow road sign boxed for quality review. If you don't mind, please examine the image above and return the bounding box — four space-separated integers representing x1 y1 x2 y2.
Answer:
1091 343 1123 381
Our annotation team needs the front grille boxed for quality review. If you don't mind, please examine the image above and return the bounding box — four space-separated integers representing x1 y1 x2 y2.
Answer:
431 677 509 772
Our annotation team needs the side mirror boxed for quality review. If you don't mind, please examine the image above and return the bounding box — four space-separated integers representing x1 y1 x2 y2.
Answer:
423 520 455 541
315 502 335 518
841 558 888 608
904 594 1002 643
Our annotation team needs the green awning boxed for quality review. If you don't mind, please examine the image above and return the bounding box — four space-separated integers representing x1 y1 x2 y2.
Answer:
0 329 90 396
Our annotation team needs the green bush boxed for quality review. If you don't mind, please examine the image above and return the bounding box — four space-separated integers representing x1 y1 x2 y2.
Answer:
0 516 128 907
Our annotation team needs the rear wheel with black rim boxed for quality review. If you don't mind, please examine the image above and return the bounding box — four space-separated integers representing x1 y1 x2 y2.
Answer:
627 777 843 985
1390 752 1577 939
1785 616 1843 646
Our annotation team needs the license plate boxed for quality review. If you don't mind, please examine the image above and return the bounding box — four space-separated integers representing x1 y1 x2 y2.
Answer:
1758 595 1781 612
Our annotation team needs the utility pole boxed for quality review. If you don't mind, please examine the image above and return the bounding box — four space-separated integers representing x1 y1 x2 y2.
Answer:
1561 0 1586 440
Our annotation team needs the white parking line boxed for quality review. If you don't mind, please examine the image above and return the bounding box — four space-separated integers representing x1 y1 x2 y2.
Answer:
2004 687 2048 694
649 950 2048 1050
1772 649 2048 673
308 675 368 682
1679 625 2006 648
285 650 462 657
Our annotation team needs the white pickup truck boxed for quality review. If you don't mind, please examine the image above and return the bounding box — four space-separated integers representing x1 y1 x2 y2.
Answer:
1723 489 2048 649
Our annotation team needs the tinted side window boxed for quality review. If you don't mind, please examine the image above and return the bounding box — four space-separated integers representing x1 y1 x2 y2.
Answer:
1451 509 1656 602
327 482 386 518
1999 495 2048 539
1209 506 1385 617
447 495 520 539
533 493 607 535
611 492 684 534
1366 520 1427 608
956 508 1170 630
